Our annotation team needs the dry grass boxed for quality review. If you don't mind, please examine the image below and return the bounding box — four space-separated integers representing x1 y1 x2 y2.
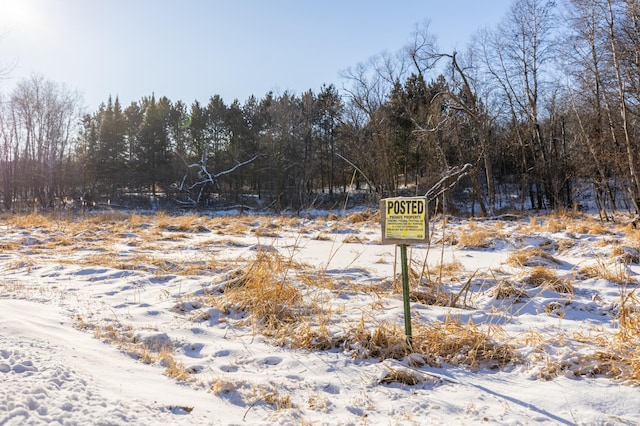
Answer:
457 221 494 248
609 245 640 264
492 280 528 300
210 378 293 414
344 319 410 360
0 211 230 277
288 314 516 369
507 247 561 268
567 218 610 235
288 322 335 351
207 216 252 235
534 290 640 382
65 251 217 276
222 251 304 330
80 320 192 382
617 290 640 341
210 377 238 396
578 257 638 285
3 212 53 229
601 289 640 381
207 251 514 369
253 222 281 237
6 210 640 386
523 266 573 294
0 279 61 299
3 256 37 272
153 212 202 232
259 389 293 410
379 365 424 386
410 288 452 306
427 260 464 277
518 213 611 236
345 209 378 224
343 234 365 244
412 317 516 369
313 232 332 241
0 240 23 251
542 216 567 233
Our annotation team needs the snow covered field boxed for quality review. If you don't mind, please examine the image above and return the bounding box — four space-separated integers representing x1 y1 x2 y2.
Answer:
1 210 639 425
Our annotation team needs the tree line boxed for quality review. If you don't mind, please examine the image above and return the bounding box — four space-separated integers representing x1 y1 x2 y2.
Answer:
1 0 639 217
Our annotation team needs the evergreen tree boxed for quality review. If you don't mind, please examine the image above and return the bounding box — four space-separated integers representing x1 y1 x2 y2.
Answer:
135 95 173 196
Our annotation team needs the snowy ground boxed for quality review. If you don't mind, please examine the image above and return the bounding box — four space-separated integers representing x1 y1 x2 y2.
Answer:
1 210 640 425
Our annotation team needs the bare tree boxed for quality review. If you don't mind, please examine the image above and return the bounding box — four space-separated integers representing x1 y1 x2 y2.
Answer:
479 0 560 209
173 153 260 207
341 51 408 196
399 22 497 214
602 0 640 212
3 75 81 209
561 0 620 217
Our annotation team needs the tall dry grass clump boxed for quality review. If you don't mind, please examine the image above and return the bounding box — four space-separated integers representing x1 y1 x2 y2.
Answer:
611 290 640 382
345 209 378 224
5 212 58 230
412 317 516 369
492 280 528 300
344 318 409 360
571 290 640 382
524 266 573 294
223 251 303 331
578 257 637 285
542 216 567 233
83 210 134 225
288 322 336 351
507 247 560 268
457 221 495 248
152 211 206 232
328 315 516 368
567 217 610 235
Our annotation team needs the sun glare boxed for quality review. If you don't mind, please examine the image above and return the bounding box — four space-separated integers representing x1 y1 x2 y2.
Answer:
0 1 42 32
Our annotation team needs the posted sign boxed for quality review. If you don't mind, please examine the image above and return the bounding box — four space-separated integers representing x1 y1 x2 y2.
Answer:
380 197 429 245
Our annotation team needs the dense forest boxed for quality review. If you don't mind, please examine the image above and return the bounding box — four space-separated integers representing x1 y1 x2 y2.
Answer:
1 0 640 217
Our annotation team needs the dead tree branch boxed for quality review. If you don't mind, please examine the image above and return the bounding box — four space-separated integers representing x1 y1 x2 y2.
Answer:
174 154 261 207
425 163 473 202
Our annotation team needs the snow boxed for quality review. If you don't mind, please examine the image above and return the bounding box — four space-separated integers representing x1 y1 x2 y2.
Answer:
1 211 640 425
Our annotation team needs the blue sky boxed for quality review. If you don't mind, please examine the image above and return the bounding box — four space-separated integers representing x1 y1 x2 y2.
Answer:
0 0 513 112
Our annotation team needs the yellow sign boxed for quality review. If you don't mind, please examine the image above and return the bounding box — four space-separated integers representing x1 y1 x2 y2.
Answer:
380 197 429 244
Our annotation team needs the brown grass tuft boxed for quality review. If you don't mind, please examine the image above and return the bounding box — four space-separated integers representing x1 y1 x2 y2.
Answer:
210 377 238 395
289 322 335 351
524 266 573 293
543 216 567 233
343 234 365 244
379 366 423 386
345 209 377 224
345 318 409 360
253 222 281 237
507 247 560 268
428 260 464 277
412 317 516 369
567 218 610 235
578 257 638 285
457 221 496 248
223 251 303 330
609 245 640 264
85 321 192 382
492 280 528 300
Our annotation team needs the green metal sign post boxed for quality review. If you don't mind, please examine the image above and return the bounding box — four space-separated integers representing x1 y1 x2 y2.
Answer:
399 243 413 345
380 197 429 349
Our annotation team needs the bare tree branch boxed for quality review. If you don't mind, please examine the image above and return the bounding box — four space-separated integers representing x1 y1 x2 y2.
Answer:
174 154 262 207
425 163 473 202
